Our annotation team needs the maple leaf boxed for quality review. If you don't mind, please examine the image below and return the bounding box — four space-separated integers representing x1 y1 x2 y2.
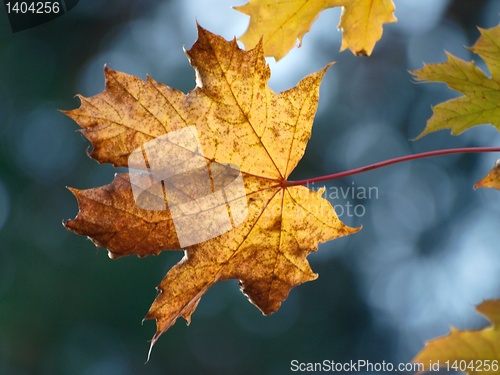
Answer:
475 159 500 190
235 0 397 60
412 300 500 375
412 23 500 139
63 25 359 354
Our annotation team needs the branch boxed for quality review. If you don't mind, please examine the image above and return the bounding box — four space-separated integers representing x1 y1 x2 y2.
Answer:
286 147 500 187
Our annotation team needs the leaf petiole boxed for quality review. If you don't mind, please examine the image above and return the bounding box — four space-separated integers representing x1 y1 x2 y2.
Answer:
287 147 500 186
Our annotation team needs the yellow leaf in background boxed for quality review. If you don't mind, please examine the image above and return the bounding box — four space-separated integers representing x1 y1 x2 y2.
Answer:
412 23 500 139
475 159 500 190
338 0 397 56
63 25 359 355
235 0 396 60
413 300 500 375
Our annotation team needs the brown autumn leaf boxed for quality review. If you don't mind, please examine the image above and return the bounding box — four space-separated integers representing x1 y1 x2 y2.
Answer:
63 25 359 354
412 300 500 375
475 159 500 190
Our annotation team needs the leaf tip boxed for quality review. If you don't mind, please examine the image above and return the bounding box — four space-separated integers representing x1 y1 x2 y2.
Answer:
66 185 79 196
145 338 157 364
324 61 335 70
315 61 335 79
411 124 434 140
232 2 249 15
410 133 425 141
355 49 369 57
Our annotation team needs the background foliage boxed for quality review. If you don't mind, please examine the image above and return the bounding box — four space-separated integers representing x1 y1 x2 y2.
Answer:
1 1 500 374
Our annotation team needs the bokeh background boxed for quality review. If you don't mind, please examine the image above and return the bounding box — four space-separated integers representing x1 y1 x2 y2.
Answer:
2 0 500 374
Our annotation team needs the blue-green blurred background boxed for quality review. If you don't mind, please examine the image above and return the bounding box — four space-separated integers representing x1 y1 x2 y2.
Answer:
1 1 500 374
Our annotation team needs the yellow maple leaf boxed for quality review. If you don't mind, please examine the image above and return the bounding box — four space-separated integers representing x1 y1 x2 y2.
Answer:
475 159 500 190
235 0 396 60
413 300 500 375
412 23 500 139
63 25 359 355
